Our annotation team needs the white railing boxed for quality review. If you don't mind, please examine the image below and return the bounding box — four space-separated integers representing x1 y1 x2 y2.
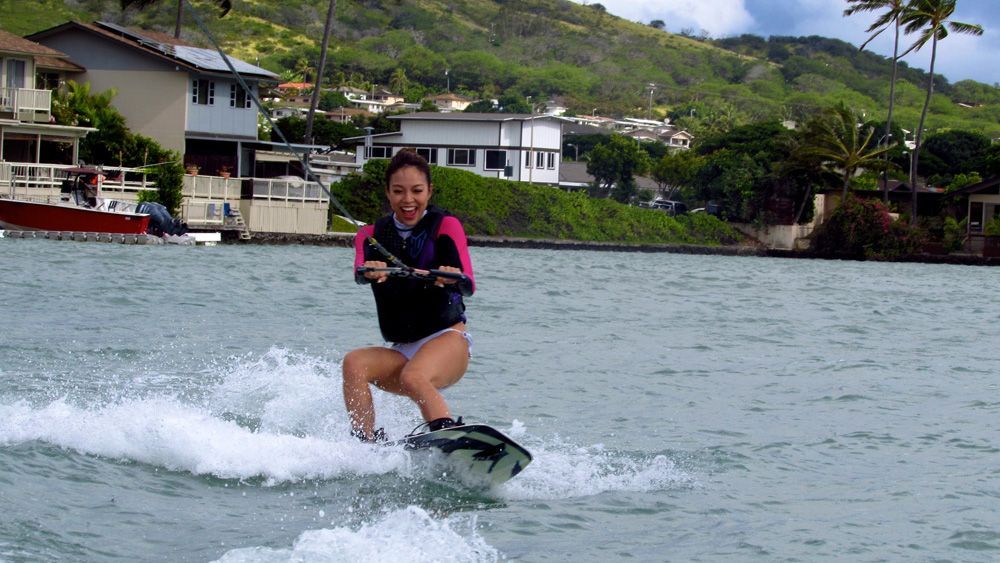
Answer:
0 162 156 203
250 177 328 203
181 175 242 227
0 87 52 114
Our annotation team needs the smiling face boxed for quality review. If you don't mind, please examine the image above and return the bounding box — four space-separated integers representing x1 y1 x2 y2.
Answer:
386 165 432 226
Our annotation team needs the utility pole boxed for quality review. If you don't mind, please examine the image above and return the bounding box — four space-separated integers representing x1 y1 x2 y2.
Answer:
304 0 337 168
527 97 534 184
647 83 655 120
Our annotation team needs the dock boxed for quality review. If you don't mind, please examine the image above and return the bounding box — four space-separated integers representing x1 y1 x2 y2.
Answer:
0 229 221 246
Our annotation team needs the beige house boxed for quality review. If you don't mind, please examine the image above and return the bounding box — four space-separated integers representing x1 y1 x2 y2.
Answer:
427 92 474 112
624 125 693 150
0 29 92 164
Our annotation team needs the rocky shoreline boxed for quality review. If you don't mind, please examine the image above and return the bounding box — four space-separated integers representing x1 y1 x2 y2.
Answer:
236 231 999 266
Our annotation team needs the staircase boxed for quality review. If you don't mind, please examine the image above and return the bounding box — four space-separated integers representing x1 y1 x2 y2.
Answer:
227 208 252 241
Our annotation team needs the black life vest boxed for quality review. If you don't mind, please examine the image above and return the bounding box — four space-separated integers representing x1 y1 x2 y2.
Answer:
364 207 467 343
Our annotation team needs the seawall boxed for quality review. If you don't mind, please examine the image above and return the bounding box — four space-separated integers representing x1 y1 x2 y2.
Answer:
239 231 999 266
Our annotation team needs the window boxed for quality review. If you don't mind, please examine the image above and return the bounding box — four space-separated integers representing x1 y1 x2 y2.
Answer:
485 150 506 171
192 79 214 105
5 59 26 89
366 146 391 159
448 148 475 167
36 72 60 91
547 152 555 169
535 151 545 169
523 151 531 168
416 147 438 164
230 84 252 109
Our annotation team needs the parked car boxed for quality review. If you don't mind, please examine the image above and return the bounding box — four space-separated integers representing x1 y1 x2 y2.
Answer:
649 199 688 216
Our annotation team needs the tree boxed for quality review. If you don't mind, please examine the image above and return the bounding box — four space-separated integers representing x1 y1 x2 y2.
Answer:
899 0 983 223
692 149 762 221
318 90 351 112
389 67 409 94
843 0 911 203
649 20 665 30
652 150 702 200
919 130 992 178
586 134 651 203
119 0 232 38
799 103 896 200
272 116 361 149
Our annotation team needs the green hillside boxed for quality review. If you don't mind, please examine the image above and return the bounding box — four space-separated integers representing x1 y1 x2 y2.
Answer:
3 0 998 138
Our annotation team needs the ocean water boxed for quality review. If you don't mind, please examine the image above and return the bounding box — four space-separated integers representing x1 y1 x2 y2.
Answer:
1 239 997 562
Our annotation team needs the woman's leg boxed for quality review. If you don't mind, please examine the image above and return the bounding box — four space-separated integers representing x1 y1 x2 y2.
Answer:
341 347 407 439
342 328 470 438
397 329 470 422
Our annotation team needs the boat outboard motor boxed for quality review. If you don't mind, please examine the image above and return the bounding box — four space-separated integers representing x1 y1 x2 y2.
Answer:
137 202 188 236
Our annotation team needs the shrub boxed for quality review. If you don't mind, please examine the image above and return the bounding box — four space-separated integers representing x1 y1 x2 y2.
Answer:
811 196 923 259
984 217 1000 236
328 161 739 245
942 217 967 253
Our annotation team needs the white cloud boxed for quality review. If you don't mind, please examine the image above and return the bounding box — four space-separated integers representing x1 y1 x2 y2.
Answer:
572 0 755 37
571 0 999 84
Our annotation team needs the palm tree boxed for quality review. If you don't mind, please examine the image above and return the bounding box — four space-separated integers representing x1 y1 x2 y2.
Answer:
389 68 409 96
899 0 983 223
801 103 896 200
119 0 232 38
843 0 911 203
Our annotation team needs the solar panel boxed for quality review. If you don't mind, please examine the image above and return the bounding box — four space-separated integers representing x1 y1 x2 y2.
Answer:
95 21 277 79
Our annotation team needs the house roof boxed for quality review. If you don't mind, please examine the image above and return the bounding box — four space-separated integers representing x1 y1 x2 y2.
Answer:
0 28 66 57
28 21 278 81
949 175 1000 196
559 161 658 191
430 92 473 102
278 82 313 90
562 121 612 136
34 55 85 72
559 161 593 184
389 112 557 123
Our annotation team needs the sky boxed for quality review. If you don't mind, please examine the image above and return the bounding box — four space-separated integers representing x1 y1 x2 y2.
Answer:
572 0 999 86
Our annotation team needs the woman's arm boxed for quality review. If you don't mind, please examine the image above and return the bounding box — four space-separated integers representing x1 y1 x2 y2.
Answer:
354 225 385 285
436 216 475 296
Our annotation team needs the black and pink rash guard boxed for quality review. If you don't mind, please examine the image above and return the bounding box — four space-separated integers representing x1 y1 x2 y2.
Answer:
353 206 475 344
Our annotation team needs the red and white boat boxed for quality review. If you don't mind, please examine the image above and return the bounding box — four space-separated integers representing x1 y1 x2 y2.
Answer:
0 167 150 234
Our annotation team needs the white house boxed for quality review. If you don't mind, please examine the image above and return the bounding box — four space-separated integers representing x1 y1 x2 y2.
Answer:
347 112 563 185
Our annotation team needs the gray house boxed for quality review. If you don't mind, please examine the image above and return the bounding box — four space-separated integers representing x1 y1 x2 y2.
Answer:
28 21 283 177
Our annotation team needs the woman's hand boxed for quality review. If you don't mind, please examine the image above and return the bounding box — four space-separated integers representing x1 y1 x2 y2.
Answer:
434 265 462 287
363 261 389 283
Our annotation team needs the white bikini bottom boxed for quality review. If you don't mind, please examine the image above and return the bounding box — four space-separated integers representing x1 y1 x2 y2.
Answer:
390 327 473 360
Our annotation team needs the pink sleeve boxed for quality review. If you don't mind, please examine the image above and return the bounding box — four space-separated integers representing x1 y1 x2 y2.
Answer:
439 216 475 294
353 225 375 269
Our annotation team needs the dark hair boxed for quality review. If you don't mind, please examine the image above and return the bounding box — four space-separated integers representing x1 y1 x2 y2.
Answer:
385 148 431 188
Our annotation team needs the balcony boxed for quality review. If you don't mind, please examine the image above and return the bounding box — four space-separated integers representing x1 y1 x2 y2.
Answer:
0 87 52 121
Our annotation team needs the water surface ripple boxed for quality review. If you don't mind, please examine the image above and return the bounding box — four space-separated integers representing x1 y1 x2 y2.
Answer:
1 240 997 561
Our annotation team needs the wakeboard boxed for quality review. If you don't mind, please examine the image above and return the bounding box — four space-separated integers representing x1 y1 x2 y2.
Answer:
398 424 532 486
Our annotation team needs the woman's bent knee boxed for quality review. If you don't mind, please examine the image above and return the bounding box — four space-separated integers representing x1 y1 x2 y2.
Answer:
398 368 431 397
342 350 370 382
